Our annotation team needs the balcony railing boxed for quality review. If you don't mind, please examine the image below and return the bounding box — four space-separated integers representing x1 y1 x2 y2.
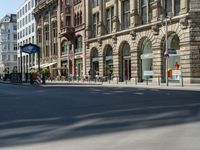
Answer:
60 26 74 35
75 24 85 32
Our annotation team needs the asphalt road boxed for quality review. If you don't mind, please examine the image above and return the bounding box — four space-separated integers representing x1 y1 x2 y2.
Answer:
0 83 200 150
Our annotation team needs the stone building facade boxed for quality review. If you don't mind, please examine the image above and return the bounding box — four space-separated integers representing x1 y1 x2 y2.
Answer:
0 14 17 76
85 0 200 83
34 0 85 79
34 0 58 77
57 0 85 79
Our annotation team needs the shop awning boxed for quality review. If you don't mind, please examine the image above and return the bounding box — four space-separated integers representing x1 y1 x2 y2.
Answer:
43 62 57 68
29 62 57 69
52 67 68 70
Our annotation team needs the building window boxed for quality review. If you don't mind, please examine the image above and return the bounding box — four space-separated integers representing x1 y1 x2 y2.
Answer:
13 25 17 30
92 13 99 37
164 0 180 17
29 25 31 34
80 11 82 24
141 0 147 24
13 34 17 40
93 0 99 8
32 23 34 32
14 55 17 61
165 0 172 16
174 0 180 16
38 29 42 43
75 36 82 53
45 26 49 41
66 0 70 5
122 0 130 30
32 0 34 8
28 2 31 10
106 7 114 34
61 41 69 55
25 4 27 13
32 36 34 43
7 55 10 61
52 22 57 37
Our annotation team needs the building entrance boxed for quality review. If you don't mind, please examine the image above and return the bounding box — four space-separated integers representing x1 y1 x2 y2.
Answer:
123 58 131 81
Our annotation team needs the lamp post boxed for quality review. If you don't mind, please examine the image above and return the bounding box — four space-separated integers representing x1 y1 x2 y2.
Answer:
160 13 172 86
165 18 169 86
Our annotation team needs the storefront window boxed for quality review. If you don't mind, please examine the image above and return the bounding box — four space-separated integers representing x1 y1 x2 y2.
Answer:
91 48 99 78
105 46 113 77
120 42 131 81
167 33 180 80
141 39 153 81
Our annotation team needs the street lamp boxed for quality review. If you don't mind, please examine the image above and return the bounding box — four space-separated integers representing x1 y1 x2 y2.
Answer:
160 13 172 86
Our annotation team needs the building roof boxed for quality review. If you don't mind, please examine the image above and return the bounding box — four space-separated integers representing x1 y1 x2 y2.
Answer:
0 14 17 23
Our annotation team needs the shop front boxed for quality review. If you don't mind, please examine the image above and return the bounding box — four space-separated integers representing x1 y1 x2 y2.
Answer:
140 39 153 82
120 42 131 82
91 48 99 79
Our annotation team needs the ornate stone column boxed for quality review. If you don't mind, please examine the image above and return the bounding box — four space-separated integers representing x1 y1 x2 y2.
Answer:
152 45 163 84
112 44 119 82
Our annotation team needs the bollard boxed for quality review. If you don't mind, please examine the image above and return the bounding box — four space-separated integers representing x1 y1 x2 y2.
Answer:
181 76 184 87
158 76 160 86
125 80 127 85
146 77 148 86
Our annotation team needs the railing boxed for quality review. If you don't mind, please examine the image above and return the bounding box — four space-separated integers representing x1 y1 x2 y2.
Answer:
60 26 74 35
75 24 85 32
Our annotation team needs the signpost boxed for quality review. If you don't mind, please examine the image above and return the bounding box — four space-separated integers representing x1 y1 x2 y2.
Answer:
20 43 40 83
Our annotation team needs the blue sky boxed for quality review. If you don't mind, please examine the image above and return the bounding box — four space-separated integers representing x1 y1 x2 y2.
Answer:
0 0 24 19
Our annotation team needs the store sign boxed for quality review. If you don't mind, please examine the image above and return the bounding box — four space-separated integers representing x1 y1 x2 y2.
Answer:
172 70 181 76
21 43 40 54
168 48 177 54
143 71 154 76
141 53 153 59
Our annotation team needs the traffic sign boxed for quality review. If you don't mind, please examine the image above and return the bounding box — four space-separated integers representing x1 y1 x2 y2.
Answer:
164 51 169 59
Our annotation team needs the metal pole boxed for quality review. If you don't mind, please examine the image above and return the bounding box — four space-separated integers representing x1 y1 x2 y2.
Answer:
165 19 169 86
38 49 40 72
20 48 23 83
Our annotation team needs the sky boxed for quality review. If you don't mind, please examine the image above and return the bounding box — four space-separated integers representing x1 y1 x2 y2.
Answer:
0 0 24 19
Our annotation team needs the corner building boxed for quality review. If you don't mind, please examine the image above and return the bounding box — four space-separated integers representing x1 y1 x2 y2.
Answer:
85 0 200 83
34 0 58 77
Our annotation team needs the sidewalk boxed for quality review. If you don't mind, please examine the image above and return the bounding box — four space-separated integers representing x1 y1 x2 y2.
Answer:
1 79 200 91
44 80 200 91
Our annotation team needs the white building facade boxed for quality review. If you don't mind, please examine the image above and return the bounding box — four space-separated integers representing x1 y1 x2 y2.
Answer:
0 14 17 76
17 0 36 74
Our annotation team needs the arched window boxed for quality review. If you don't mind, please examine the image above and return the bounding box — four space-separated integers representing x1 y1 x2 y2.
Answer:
91 48 99 78
61 40 69 56
120 42 131 81
75 36 82 53
141 39 153 81
104 45 113 77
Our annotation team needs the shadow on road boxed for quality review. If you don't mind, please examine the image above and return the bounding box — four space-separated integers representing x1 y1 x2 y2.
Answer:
0 85 200 147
